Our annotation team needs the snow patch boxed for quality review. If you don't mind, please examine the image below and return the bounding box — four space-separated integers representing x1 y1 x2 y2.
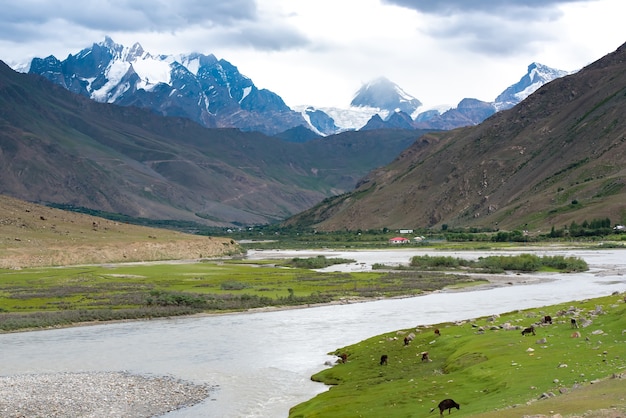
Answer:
240 86 252 103
312 106 389 131
133 58 171 91
92 61 130 102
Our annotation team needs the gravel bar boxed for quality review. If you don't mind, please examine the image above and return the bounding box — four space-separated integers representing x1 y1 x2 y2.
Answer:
0 371 213 417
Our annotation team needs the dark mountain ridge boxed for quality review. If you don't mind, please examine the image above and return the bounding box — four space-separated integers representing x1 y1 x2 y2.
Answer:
0 61 425 226
285 43 626 232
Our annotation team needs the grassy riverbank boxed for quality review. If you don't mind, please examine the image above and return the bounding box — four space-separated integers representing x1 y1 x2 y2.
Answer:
1 251 593 332
289 293 626 418
0 258 484 332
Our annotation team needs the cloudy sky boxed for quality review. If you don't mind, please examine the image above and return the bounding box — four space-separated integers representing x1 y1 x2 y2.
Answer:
1 0 624 109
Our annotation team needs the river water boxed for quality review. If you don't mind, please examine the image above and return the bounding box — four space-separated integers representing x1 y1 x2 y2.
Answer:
1 248 625 417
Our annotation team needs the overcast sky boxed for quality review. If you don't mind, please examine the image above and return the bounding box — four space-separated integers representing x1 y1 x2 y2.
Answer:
1 0 624 108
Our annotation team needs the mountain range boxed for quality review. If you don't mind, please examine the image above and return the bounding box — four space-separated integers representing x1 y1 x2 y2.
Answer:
285 42 626 232
24 37 305 136
4 37 615 233
19 37 569 136
0 60 423 226
346 63 572 132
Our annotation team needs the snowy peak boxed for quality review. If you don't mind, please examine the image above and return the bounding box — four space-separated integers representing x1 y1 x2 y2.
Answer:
350 77 422 115
494 62 571 110
25 37 305 135
125 42 146 61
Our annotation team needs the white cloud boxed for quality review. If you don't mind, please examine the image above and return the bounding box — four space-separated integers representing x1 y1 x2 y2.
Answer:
0 0 624 109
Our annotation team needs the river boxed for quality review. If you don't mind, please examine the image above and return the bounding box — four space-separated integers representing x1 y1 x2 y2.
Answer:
1 248 625 417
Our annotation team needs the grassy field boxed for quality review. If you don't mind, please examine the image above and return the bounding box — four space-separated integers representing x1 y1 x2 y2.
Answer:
0 258 485 331
289 293 626 418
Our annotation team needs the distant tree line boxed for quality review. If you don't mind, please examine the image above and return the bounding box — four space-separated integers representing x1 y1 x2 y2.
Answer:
548 217 614 238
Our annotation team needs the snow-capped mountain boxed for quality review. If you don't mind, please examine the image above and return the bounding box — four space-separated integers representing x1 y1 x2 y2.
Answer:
296 77 423 134
494 62 572 111
19 37 571 136
301 63 570 134
24 37 306 135
294 104 386 134
350 77 422 115
408 62 572 130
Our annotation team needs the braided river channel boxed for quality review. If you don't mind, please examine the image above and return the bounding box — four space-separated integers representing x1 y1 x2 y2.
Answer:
1 248 625 417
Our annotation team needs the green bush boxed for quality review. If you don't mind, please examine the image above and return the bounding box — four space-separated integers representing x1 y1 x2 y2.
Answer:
284 255 356 269
477 254 542 271
540 255 588 272
410 254 588 273
146 290 207 308
410 255 471 268
220 280 250 290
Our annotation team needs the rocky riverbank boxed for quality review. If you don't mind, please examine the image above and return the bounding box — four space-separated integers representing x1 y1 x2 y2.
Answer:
0 371 213 417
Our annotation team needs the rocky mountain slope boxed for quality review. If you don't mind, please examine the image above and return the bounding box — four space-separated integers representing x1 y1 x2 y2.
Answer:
24 37 305 136
0 61 424 226
284 43 626 232
494 62 571 111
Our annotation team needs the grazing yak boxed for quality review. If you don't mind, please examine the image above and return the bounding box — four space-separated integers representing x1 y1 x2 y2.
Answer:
521 325 536 336
571 318 579 328
542 315 552 324
380 354 388 365
430 398 460 416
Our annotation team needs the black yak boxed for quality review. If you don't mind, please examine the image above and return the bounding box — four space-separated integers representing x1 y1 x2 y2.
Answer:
430 398 460 416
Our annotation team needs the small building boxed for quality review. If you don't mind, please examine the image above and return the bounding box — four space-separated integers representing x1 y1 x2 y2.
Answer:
389 237 410 245
399 229 414 234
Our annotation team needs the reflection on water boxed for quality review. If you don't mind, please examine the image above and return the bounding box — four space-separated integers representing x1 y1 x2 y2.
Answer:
1 249 625 417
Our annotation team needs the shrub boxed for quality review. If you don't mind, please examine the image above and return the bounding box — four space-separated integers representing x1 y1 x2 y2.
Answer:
541 255 588 272
410 255 470 268
220 281 250 290
477 254 542 272
146 290 206 308
284 256 355 269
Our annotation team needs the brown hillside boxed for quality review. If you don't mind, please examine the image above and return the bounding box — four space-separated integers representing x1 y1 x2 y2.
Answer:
0 195 240 268
287 42 626 232
0 61 420 226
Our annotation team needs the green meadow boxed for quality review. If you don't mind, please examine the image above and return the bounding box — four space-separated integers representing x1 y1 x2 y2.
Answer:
0 257 480 332
289 293 626 417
